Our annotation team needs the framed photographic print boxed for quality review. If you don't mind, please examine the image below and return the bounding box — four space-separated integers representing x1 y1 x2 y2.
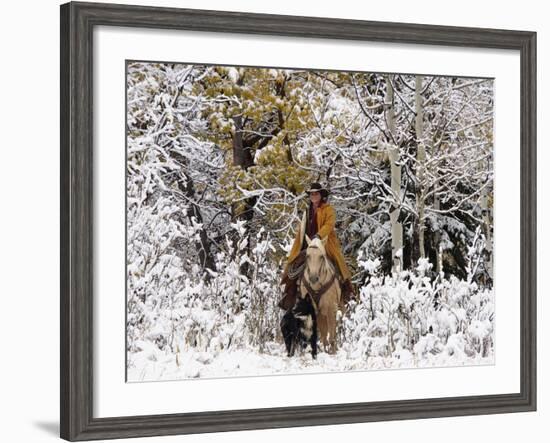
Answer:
60 1 537 441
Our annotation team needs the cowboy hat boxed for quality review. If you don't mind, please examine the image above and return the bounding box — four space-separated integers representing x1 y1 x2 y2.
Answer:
306 182 329 198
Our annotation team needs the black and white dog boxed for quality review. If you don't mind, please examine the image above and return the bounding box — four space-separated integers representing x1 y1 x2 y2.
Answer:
280 294 318 359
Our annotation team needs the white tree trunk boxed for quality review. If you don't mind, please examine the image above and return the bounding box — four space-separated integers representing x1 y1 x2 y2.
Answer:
415 75 426 260
386 76 403 272
434 180 443 274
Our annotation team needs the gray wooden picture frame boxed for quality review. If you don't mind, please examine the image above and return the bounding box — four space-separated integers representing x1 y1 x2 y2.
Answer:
60 1 537 441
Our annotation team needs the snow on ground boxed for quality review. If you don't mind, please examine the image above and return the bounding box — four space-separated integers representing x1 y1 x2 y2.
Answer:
127 341 494 382
126 264 495 382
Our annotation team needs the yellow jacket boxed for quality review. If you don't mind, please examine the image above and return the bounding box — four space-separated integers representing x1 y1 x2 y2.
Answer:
285 202 351 281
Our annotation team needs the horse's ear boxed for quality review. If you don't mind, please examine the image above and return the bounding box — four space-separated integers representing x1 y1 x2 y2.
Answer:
305 234 312 246
321 236 328 246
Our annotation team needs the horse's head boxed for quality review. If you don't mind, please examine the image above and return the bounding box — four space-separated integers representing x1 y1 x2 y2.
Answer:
304 234 330 288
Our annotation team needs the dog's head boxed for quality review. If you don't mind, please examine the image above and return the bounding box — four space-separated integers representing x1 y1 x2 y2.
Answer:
292 295 315 317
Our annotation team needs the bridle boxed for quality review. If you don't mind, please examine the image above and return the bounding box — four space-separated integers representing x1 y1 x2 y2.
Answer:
301 245 337 308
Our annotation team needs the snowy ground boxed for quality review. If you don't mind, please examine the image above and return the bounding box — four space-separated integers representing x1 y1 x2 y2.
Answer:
127 341 494 382
127 259 495 382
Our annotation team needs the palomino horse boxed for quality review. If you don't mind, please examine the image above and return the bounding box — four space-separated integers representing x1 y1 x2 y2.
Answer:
299 234 342 354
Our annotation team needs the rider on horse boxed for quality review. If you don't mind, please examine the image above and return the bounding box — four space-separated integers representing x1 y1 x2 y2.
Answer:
278 183 355 310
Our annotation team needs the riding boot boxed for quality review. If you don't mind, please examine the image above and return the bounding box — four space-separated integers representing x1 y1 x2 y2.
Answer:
278 277 298 311
341 279 356 305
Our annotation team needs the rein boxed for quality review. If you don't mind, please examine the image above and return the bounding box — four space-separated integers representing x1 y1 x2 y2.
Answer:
292 238 339 310
287 250 307 280
302 273 336 307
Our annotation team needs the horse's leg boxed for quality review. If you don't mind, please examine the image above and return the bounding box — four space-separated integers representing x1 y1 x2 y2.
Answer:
320 288 339 355
332 285 343 354
318 292 335 353
329 306 338 354
317 312 329 352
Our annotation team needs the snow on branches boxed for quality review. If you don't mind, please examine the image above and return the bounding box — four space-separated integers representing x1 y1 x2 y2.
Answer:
126 62 494 380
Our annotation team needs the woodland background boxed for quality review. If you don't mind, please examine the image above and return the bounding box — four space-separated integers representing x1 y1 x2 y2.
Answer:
126 62 495 380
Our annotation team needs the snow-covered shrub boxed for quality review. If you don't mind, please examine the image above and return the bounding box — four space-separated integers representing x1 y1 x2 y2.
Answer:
244 227 281 351
126 194 193 355
341 252 494 366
